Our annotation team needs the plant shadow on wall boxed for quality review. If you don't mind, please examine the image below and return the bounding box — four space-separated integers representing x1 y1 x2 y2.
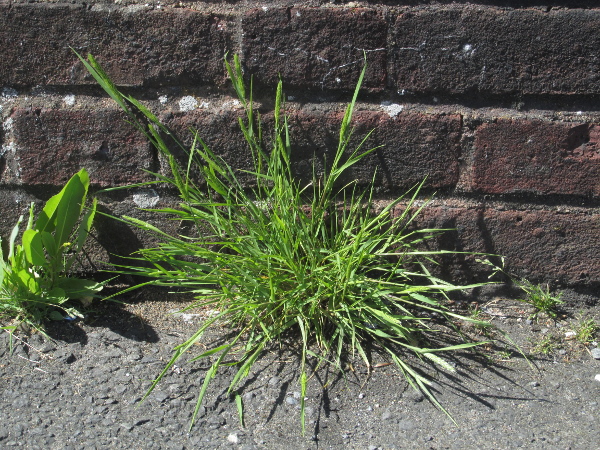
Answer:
77 51 504 433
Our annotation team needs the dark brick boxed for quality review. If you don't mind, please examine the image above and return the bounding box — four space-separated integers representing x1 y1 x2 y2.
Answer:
392 7 600 95
242 8 387 91
285 110 461 191
414 204 600 287
472 119 600 197
90 192 185 276
158 108 256 185
160 107 460 191
4 108 153 187
0 4 231 87
0 187 184 276
0 188 42 243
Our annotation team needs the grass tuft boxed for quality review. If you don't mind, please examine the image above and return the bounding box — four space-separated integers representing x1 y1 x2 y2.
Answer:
77 51 495 431
574 316 598 345
516 279 564 321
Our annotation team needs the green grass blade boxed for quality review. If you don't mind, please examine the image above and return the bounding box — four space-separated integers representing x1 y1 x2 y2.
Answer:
235 393 245 428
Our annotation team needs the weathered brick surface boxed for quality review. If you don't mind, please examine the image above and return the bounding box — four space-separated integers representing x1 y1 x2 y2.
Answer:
3 108 153 187
0 188 42 242
283 110 461 190
3 3 600 97
0 188 184 275
414 205 600 287
160 107 461 191
392 7 600 95
471 119 600 197
90 191 184 275
242 8 387 91
158 108 255 185
0 4 230 87
1 1 599 290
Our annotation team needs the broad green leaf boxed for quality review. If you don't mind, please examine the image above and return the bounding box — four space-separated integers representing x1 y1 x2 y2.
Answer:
8 214 23 260
22 229 47 267
65 198 97 271
56 277 104 299
235 394 244 428
54 170 88 248
47 287 67 303
36 169 89 238
40 231 58 260
17 269 39 295
36 192 60 234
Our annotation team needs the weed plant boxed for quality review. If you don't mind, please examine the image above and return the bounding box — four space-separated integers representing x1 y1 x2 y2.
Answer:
78 52 492 431
517 279 563 321
478 257 564 321
0 169 102 333
531 334 560 355
574 317 598 345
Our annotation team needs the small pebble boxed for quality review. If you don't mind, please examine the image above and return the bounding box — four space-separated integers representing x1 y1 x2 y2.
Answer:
591 348 600 360
227 434 239 444
595 374 600 383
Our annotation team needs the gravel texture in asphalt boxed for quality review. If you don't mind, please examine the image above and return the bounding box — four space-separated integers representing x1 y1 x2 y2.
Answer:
1 288 599 449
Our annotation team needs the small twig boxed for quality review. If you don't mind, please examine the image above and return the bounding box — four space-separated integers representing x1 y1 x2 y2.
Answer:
34 367 48 374
373 362 392 368
17 354 40 364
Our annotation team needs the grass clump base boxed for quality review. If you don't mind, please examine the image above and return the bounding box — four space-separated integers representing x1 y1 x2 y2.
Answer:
78 52 494 432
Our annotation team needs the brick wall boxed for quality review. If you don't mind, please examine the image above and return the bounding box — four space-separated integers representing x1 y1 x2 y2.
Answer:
1 1 599 292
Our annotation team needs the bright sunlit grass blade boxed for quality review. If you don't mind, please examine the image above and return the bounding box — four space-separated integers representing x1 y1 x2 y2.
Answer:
235 394 244 428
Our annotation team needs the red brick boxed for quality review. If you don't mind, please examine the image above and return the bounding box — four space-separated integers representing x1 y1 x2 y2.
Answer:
392 7 600 95
242 8 387 91
0 4 231 87
158 108 255 185
160 108 460 191
471 119 600 197
0 188 42 242
284 110 461 191
4 108 153 187
414 204 600 287
0 188 185 276
89 192 186 275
